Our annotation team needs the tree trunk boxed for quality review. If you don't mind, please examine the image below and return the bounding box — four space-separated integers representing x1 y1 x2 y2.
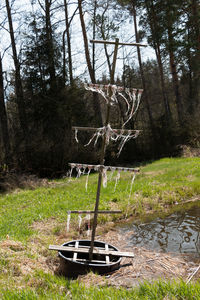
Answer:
146 0 172 122
63 0 74 86
45 0 57 91
131 1 156 138
92 0 97 72
78 0 95 83
78 0 102 126
0 52 11 166
5 0 29 167
166 6 184 126
190 0 200 110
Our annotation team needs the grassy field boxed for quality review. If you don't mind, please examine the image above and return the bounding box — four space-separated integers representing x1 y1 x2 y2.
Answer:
0 157 199 299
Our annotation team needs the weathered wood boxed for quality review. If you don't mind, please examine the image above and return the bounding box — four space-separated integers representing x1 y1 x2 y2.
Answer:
72 126 141 134
90 39 147 47
73 241 79 261
72 258 107 264
68 210 122 214
49 245 134 258
105 244 110 264
69 163 140 173
89 38 120 261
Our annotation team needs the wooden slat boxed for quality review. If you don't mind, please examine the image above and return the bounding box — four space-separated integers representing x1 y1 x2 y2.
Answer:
73 241 79 261
69 163 140 173
49 245 134 258
73 258 107 264
105 244 110 264
72 126 141 134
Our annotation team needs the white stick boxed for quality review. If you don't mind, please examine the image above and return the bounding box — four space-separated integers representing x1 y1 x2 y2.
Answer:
85 169 91 191
78 213 82 233
67 211 71 232
75 128 79 143
186 264 200 284
86 214 91 237
114 170 121 191
128 173 136 200
102 168 108 188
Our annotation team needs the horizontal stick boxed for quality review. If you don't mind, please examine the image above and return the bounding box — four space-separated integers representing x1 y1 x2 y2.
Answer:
68 210 122 214
90 39 147 47
49 245 134 258
69 163 140 173
72 126 141 134
72 258 107 264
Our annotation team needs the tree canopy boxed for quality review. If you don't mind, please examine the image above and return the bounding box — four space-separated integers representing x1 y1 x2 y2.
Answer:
0 0 199 176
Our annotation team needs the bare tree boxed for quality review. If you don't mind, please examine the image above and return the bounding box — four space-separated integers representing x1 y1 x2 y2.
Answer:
131 0 156 139
78 0 102 125
5 0 29 166
63 0 78 85
0 51 11 167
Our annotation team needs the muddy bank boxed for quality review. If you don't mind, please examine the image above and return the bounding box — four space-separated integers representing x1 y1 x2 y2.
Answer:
78 229 199 288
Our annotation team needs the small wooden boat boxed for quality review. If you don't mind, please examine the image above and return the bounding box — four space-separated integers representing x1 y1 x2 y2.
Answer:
53 240 122 277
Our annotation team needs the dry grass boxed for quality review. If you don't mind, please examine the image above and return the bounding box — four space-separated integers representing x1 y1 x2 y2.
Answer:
79 229 200 288
0 173 49 193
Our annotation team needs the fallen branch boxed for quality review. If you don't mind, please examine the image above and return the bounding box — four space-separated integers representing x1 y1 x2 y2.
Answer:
186 264 200 284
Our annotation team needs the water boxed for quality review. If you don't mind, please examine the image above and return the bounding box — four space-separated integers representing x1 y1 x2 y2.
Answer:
121 204 200 256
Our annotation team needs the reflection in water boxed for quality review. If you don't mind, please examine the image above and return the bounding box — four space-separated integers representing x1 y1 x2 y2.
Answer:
122 206 200 256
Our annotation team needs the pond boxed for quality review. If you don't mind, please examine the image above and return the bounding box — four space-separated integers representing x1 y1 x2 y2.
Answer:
120 203 200 257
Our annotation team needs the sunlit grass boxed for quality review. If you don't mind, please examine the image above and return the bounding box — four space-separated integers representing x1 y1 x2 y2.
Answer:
0 275 199 299
0 157 199 241
0 157 199 298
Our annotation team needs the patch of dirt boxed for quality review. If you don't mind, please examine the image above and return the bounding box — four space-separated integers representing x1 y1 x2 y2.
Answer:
0 173 49 193
31 218 61 235
180 145 200 158
143 170 165 177
0 239 25 251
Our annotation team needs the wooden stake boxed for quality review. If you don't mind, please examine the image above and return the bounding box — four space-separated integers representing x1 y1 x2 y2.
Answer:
89 38 120 260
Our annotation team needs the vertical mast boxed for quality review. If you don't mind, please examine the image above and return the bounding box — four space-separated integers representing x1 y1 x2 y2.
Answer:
88 39 147 260
89 39 119 260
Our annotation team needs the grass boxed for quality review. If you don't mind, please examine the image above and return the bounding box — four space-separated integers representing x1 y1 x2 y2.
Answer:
0 276 200 299
0 157 199 298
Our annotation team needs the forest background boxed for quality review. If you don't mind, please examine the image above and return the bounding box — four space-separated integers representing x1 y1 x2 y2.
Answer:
0 0 199 178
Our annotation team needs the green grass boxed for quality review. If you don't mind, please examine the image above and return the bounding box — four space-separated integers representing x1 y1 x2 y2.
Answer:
0 157 199 241
0 276 200 299
0 157 199 298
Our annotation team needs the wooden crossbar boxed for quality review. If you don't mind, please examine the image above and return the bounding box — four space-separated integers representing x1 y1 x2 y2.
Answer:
73 241 79 261
49 245 134 258
72 126 141 134
72 258 107 264
69 163 140 173
90 39 147 47
105 244 110 264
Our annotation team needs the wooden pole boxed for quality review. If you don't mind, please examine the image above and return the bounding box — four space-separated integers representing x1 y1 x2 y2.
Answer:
89 38 119 260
